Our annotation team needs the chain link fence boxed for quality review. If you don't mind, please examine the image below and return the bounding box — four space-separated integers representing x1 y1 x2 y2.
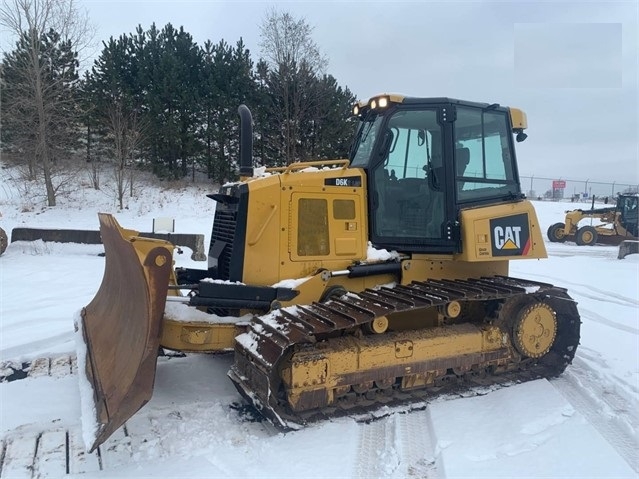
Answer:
520 175 639 202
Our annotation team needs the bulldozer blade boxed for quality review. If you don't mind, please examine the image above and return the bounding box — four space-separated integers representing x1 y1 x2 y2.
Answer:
79 213 173 451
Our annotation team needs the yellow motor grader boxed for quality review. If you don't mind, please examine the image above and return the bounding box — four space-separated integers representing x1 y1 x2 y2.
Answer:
0 227 7 255
547 194 638 246
0 214 7 255
80 95 581 451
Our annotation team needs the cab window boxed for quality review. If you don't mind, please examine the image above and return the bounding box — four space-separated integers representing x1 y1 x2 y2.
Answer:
454 107 520 202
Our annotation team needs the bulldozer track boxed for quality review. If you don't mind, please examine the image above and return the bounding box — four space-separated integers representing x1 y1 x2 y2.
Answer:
241 356 552 429
230 275 581 426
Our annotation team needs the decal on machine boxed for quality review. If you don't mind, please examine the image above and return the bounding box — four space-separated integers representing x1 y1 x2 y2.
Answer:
324 176 362 187
490 213 531 256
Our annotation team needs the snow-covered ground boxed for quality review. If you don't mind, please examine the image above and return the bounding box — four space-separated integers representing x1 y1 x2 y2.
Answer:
1 167 637 478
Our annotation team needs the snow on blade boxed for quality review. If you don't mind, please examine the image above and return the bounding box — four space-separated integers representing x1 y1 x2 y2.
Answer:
73 310 100 452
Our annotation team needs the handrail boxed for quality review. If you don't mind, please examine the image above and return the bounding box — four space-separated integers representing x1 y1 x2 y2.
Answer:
248 204 278 246
265 159 350 175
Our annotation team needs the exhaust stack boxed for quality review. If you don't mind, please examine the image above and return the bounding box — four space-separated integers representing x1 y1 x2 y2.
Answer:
238 105 253 178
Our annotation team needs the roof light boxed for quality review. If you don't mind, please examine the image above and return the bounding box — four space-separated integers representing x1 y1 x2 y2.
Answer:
353 105 360 116
378 96 388 108
371 100 377 109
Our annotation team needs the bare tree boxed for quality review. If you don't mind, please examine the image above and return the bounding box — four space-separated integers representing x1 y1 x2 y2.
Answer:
0 0 92 206
105 101 145 210
259 8 327 164
86 120 102 190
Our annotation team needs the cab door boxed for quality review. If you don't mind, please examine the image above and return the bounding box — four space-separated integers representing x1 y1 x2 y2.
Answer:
619 196 638 237
367 106 458 253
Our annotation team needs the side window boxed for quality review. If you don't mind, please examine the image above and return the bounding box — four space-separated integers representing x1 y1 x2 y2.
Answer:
455 107 519 201
622 196 638 219
351 116 384 167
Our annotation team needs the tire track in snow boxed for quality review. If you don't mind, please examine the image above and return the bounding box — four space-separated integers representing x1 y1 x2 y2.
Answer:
396 411 438 478
551 357 639 473
576 347 639 395
515 270 639 335
572 287 639 308
355 411 438 478
519 270 639 308
578 307 639 335
355 417 397 478
545 244 619 260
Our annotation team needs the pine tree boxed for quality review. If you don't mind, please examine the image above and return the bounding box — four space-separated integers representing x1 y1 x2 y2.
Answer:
199 38 257 183
84 34 145 208
80 19 357 184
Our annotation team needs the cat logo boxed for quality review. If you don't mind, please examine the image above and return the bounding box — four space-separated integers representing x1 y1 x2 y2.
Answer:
490 214 531 256
494 226 521 250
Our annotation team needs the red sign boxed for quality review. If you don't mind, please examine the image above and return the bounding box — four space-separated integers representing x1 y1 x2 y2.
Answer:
553 180 566 189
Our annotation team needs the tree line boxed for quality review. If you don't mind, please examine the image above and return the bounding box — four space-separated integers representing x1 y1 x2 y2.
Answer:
1 1 357 207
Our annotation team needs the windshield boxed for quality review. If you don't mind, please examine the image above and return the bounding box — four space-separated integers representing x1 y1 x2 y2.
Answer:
350 115 383 167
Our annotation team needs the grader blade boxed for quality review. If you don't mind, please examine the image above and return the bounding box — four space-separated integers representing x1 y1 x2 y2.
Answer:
79 213 173 451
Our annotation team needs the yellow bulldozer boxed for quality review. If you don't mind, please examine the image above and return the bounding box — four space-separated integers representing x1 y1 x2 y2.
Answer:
80 95 581 451
547 194 639 246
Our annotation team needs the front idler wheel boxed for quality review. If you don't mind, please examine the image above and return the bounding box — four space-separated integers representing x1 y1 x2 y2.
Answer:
512 302 558 358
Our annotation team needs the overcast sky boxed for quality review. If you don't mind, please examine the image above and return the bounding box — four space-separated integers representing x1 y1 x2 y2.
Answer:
70 1 638 185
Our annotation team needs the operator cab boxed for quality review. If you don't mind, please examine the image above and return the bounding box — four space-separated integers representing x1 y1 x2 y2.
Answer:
350 95 527 254
618 194 639 237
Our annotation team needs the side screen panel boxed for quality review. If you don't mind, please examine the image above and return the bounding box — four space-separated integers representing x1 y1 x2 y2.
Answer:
457 201 547 262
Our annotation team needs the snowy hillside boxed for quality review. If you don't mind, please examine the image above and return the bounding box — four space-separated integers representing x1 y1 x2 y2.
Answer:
0 167 637 478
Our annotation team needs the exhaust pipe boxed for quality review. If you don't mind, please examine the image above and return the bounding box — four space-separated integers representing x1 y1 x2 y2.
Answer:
238 105 253 177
